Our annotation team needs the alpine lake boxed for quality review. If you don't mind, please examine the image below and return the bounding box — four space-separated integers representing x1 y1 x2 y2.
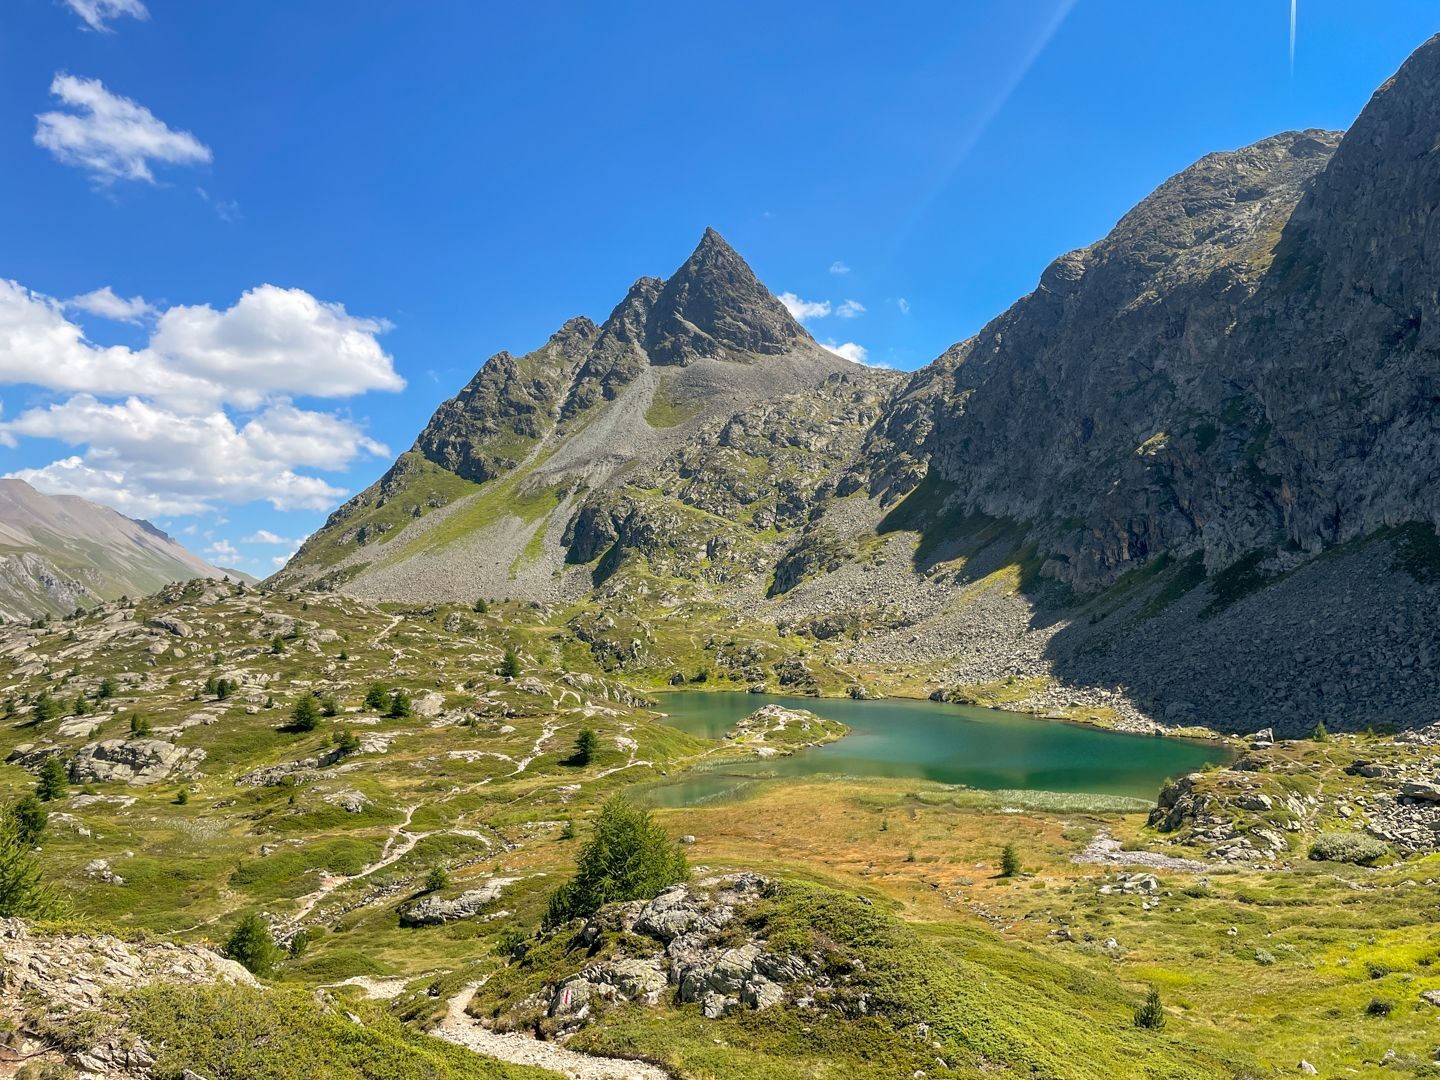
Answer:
643 691 1229 807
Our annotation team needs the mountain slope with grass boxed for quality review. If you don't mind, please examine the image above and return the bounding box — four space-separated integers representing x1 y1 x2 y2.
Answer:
272 228 853 605
0 478 240 622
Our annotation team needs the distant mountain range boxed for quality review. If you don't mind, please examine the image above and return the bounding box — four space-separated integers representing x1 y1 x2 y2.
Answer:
276 35 1438 732
0 479 247 620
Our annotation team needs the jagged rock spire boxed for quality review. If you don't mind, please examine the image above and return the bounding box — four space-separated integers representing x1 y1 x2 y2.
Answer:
643 227 811 365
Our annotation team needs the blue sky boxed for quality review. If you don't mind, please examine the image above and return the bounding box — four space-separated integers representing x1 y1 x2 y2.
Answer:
1 0 1437 575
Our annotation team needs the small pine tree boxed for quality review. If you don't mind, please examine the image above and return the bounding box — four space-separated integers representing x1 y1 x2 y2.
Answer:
499 647 521 679
271 635 286 655
205 675 219 696
364 683 389 711
216 678 233 700
425 866 450 892
72 694 89 716
1313 720 1329 742
31 692 60 725
130 714 152 736
1134 986 1166 1029
1000 843 1021 877
543 794 688 929
332 729 361 756
36 757 67 802
560 819 576 840
98 676 118 700
472 598 489 614
387 689 412 719
8 795 47 848
175 788 190 805
0 800 59 917
225 913 281 977
290 694 320 732
574 728 599 767
288 928 310 958
320 696 339 717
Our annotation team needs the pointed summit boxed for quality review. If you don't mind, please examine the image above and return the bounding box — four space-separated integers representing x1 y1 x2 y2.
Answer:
644 227 811 365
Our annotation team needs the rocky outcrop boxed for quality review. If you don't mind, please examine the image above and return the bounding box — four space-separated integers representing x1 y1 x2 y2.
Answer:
59 738 206 786
725 704 847 756
490 874 834 1036
400 876 514 926
0 917 255 1077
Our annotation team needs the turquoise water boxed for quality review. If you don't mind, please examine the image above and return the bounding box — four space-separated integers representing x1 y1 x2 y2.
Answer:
643 691 1228 806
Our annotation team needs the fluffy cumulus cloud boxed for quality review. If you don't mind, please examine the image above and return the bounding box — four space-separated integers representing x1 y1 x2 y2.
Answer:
777 292 831 322
835 299 866 319
206 538 240 564
0 276 402 521
66 286 156 324
35 74 211 184
0 279 402 409
821 340 870 365
62 0 149 32
243 530 295 545
3 396 387 517
149 286 402 406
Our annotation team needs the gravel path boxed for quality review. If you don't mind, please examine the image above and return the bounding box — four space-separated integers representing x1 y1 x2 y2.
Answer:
433 984 671 1080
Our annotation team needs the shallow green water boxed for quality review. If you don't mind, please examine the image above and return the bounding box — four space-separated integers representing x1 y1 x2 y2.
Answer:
643 691 1228 807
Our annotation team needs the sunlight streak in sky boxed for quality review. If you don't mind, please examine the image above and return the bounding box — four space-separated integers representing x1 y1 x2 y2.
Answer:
898 0 1080 247
1296 0 1307 75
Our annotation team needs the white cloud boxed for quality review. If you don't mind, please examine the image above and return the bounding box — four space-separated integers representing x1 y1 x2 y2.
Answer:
777 292 831 323
2 395 388 517
835 299 866 319
36 74 211 184
243 529 294 545
62 0 148 32
0 279 403 409
821 340 870 365
897 297 911 315
1 272 403 519
829 261 850 275
271 549 299 570
149 286 403 406
206 538 239 563
66 286 156 324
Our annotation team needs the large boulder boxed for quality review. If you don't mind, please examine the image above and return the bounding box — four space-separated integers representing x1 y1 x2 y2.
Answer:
70 739 205 786
400 877 514 926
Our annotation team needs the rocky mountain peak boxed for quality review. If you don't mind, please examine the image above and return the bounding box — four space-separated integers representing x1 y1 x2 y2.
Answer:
643 227 811 365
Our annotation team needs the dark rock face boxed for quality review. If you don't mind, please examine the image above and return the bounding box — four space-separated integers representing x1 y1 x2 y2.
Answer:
416 318 598 484
644 227 810 365
875 36 1440 595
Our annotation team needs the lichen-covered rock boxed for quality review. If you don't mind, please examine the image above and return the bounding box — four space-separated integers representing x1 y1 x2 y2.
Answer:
400 877 514 926
70 738 206 786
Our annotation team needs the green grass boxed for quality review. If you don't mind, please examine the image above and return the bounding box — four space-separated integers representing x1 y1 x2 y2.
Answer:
123 982 557 1080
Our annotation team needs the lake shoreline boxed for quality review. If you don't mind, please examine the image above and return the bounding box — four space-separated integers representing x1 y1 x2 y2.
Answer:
639 690 1233 808
643 683 1238 746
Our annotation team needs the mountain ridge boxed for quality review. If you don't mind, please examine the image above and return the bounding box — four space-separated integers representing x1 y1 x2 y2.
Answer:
0 478 243 620
274 36 1440 734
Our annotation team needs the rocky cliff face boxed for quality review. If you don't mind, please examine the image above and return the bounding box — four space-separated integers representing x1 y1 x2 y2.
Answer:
0 479 236 621
873 36 1440 596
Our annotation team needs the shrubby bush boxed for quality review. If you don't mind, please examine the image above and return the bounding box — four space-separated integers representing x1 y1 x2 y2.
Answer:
1308 832 1388 865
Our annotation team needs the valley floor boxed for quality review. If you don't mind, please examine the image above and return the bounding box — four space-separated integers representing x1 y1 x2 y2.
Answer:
1 581 1437 1078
